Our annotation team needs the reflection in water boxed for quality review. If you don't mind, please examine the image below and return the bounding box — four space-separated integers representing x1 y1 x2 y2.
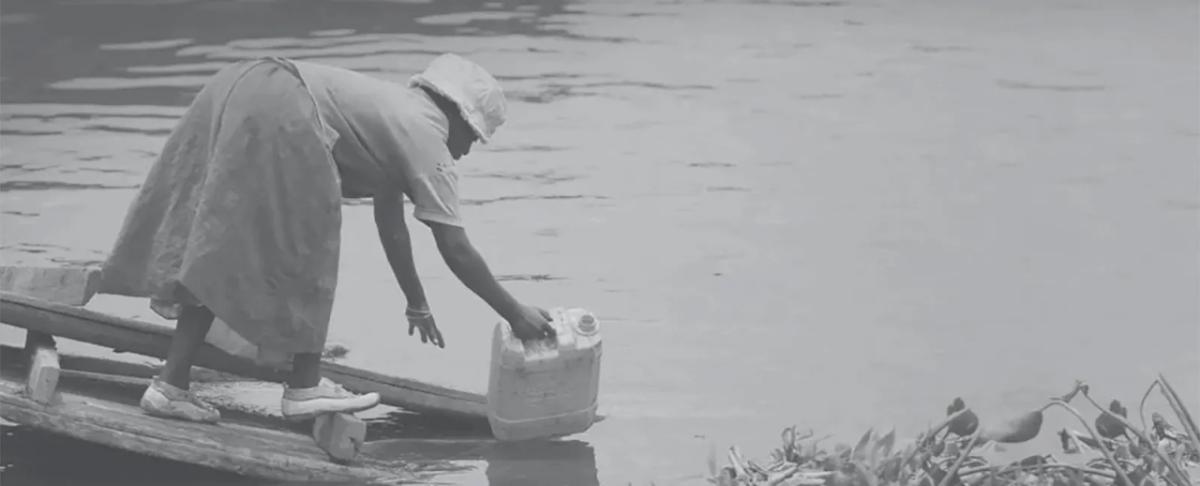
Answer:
483 440 598 486
368 410 494 440
366 438 599 486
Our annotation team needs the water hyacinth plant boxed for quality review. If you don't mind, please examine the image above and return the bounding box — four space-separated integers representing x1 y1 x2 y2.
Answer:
708 375 1199 486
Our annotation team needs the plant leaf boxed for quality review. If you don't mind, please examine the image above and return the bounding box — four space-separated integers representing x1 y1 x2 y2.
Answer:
852 428 874 462
980 410 1044 444
947 397 966 415
948 409 979 437
875 428 896 458
851 461 878 486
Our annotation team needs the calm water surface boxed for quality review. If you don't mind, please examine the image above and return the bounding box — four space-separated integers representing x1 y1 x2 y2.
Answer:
1 0 1197 485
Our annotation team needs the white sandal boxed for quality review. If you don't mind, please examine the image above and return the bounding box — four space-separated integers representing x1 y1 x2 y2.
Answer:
281 378 380 421
140 379 221 424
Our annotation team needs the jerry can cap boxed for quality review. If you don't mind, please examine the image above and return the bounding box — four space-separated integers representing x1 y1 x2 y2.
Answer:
575 312 598 335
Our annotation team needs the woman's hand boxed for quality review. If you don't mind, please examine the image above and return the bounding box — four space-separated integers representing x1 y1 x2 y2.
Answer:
507 304 557 343
406 305 444 348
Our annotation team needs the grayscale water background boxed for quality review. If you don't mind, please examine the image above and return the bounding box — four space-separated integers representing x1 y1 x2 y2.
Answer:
1 0 1197 484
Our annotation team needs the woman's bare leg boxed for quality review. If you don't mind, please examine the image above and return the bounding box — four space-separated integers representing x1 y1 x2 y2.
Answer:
157 305 215 389
289 353 323 389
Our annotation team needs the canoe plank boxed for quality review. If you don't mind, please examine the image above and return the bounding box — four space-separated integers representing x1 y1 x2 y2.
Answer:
0 266 101 306
0 377 411 484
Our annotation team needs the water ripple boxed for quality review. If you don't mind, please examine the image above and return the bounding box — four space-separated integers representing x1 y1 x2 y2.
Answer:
996 79 1106 92
469 169 577 184
99 38 194 51
461 194 607 206
0 180 138 191
495 274 563 282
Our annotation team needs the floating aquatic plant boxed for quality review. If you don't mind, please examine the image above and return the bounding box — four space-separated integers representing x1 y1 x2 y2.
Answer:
321 343 350 360
707 375 1199 486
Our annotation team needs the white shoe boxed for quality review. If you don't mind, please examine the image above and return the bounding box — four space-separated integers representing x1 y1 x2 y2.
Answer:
140 379 221 424
281 378 380 421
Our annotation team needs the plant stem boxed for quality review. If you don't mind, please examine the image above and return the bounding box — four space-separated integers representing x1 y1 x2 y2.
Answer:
959 463 1116 480
1058 380 1088 404
899 409 971 484
1139 380 1160 435
1046 400 1136 486
1157 374 1200 457
727 446 750 481
937 431 980 486
1078 391 1191 485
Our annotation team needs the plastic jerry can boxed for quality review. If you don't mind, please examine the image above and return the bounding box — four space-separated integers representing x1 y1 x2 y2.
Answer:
487 307 602 441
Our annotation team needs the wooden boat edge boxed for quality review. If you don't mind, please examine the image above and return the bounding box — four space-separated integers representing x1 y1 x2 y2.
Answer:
0 291 488 420
0 377 413 484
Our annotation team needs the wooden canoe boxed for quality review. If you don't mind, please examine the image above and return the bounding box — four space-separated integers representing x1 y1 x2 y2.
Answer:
0 291 489 421
0 265 491 482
